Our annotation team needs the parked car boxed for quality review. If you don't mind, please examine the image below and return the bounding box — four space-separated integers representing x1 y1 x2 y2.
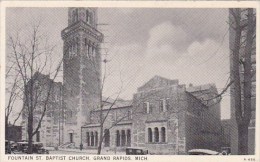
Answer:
220 147 231 155
188 149 220 155
32 142 49 154
8 141 17 151
16 141 29 153
126 147 149 155
17 141 49 154
5 140 11 154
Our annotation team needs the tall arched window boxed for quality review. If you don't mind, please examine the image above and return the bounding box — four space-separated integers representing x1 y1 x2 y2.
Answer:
71 44 75 56
89 41 92 56
90 132 94 146
148 128 153 143
89 11 93 25
92 43 96 58
86 132 90 146
72 9 78 23
76 37 79 55
95 132 98 146
86 10 89 22
104 129 110 147
121 130 126 146
127 129 131 146
154 127 159 143
161 127 166 143
116 130 120 147
84 38 87 46
69 45 72 58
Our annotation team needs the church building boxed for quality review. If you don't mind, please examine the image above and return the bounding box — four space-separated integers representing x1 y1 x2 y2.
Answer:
22 7 223 154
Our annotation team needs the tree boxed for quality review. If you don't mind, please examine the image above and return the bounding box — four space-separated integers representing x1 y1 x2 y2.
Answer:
87 47 132 154
229 8 256 155
8 22 62 154
83 42 162 154
5 65 23 142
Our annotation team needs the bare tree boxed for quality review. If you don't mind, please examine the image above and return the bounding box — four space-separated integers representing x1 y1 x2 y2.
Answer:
87 47 129 154
229 8 256 155
5 66 23 142
8 22 63 154
82 42 162 154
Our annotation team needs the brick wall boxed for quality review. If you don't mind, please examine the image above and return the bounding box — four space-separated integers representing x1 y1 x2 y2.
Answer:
185 92 222 152
132 82 188 154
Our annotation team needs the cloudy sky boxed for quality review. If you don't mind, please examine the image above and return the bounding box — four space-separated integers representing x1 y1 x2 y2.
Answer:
6 7 230 119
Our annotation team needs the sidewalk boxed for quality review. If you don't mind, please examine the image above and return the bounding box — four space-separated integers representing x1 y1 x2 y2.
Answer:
57 148 125 155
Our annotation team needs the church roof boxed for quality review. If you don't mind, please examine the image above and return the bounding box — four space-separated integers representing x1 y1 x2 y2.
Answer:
137 75 179 92
102 99 132 110
91 97 132 111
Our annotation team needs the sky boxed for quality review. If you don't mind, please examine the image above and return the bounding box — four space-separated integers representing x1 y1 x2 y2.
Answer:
6 7 231 119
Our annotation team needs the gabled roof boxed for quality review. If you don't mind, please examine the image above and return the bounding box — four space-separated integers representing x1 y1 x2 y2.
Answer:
93 97 132 111
137 75 179 92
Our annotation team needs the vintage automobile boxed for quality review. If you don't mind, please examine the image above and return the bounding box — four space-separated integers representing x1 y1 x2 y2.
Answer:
5 140 11 154
17 141 29 153
32 142 49 154
126 147 149 155
9 141 17 151
17 141 49 154
220 147 231 155
188 149 221 155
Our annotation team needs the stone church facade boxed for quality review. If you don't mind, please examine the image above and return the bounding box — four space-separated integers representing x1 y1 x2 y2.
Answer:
22 7 223 154
81 75 222 154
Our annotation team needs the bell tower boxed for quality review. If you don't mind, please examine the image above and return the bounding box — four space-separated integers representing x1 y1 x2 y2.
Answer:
61 7 103 145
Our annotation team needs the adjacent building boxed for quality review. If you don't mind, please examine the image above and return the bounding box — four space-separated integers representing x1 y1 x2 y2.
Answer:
6 124 22 142
21 72 63 147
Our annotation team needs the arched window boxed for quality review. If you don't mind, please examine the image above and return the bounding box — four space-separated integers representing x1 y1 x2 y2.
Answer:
72 10 75 22
69 45 72 58
116 130 120 147
148 128 153 143
127 129 131 146
92 43 96 58
89 11 93 25
121 130 126 146
76 37 79 55
86 41 90 58
90 132 94 146
154 127 159 143
95 132 98 146
72 9 78 23
104 129 110 147
86 132 90 146
89 41 92 56
86 10 89 22
71 44 75 56
161 127 166 143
